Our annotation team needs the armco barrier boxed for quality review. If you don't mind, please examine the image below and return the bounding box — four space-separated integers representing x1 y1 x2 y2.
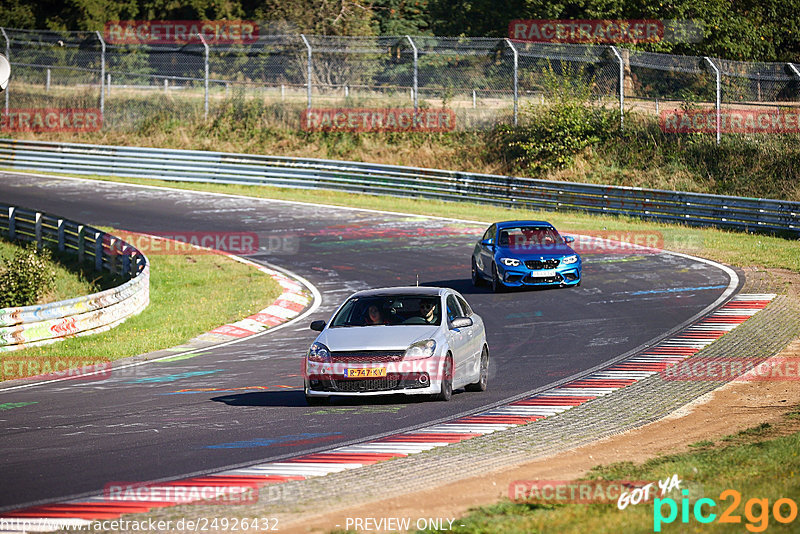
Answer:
0 202 149 351
1 138 799 236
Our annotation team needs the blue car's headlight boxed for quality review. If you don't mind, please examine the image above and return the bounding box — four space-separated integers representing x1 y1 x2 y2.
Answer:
500 257 521 267
562 255 578 265
308 342 331 362
405 339 436 360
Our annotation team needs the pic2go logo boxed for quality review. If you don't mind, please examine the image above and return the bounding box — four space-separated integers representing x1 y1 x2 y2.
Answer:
654 489 798 532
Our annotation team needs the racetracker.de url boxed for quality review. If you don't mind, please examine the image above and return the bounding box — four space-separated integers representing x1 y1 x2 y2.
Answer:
0 517 279 531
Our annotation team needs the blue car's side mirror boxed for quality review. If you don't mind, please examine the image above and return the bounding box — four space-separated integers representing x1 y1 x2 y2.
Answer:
563 236 575 244
481 239 494 247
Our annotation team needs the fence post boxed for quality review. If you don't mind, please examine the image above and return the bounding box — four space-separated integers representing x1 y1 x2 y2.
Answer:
405 35 418 113
504 38 518 126
704 57 721 145
1 28 9 113
609 46 625 130
197 33 209 119
95 31 106 123
300 34 312 109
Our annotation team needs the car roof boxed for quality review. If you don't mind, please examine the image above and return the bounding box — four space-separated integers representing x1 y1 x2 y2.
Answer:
495 220 554 229
348 286 447 298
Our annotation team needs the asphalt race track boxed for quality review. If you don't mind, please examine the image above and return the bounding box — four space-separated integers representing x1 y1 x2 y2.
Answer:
0 171 737 511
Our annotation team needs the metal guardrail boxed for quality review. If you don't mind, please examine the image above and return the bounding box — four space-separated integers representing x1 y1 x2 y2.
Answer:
0 201 149 351
1 138 798 236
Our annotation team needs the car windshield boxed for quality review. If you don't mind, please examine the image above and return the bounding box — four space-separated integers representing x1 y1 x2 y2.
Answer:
498 226 564 249
330 295 441 327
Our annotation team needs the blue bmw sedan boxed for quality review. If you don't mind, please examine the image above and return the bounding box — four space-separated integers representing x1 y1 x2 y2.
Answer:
471 220 582 292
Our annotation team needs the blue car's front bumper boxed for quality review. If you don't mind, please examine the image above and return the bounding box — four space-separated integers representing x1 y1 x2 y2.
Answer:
496 261 581 287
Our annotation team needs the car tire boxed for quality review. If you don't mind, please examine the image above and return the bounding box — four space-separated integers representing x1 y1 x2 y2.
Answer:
433 354 453 401
471 257 483 287
491 263 505 293
465 346 489 392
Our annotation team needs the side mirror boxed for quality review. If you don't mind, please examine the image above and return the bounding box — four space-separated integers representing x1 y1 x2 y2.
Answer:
563 235 575 244
450 316 473 329
481 239 494 248
310 320 326 332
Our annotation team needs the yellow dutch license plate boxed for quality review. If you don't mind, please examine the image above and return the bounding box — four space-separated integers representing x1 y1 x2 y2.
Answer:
345 367 387 378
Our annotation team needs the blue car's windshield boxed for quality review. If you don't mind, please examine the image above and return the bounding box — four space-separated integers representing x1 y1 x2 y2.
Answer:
498 227 564 249
331 296 441 327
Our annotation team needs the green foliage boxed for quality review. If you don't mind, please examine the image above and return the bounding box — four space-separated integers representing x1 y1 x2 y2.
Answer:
0 243 56 308
373 0 431 35
492 71 620 173
3 0 799 61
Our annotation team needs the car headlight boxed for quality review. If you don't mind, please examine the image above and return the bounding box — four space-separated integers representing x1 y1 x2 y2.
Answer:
561 255 578 265
307 342 331 362
500 257 521 267
404 339 436 360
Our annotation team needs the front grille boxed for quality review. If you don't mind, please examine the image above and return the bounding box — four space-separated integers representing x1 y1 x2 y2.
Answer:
310 373 430 392
330 350 405 363
335 376 401 392
525 259 560 270
523 273 562 284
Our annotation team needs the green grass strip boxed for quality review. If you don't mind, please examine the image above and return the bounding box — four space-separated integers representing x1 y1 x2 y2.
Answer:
1 248 282 380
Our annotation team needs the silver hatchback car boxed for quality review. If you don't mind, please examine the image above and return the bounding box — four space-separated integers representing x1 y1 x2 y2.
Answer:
304 287 489 404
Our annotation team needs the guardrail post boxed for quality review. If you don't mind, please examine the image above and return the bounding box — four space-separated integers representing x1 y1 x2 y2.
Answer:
76 225 85 263
197 33 209 119
704 57 721 145
94 231 104 271
95 31 106 123
610 46 625 130
7 206 15 240
34 211 43 251
57 219 65 251
300 34 312 109
405 35 418 113
505 38 519 126
122 247 131 278
133 253 141 277
108 236 119 274
1 28 9 113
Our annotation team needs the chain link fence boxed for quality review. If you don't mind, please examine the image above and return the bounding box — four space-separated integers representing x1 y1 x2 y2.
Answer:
1 27 799 138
